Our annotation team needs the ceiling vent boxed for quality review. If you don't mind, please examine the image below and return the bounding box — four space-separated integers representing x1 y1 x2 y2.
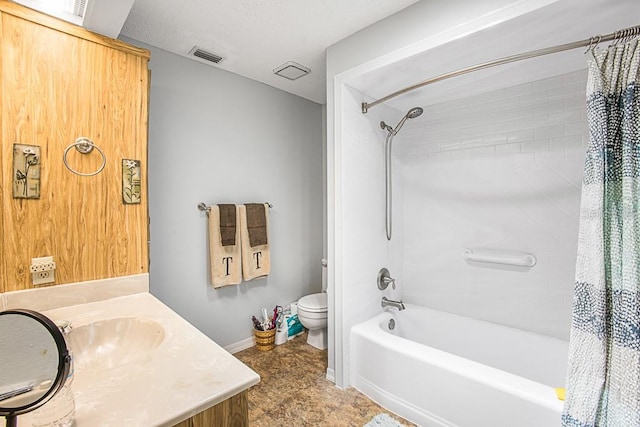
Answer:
73 0 87 16
273 61 311 81
189 46 224 65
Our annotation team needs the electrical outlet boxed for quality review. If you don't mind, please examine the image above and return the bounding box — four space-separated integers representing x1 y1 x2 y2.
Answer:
30 256 56 286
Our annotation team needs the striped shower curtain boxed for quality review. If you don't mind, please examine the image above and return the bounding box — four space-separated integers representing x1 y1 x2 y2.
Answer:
562 39 640 426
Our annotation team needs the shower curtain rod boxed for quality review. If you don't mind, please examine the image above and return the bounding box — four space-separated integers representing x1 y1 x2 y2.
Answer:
361 24 640 114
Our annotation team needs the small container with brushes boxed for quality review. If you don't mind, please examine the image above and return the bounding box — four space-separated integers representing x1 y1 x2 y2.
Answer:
252 308 276 351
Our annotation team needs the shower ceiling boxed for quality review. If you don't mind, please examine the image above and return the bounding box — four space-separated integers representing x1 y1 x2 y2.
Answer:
349 0 639 113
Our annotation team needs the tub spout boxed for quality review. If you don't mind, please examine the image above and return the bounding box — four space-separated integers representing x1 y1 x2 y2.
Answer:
381 297 405 311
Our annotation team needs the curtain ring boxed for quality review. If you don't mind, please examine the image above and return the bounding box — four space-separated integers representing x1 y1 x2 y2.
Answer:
624 27 639 43
586 35 601 53
619 28 629 44
63 137 106 177
610 30 623 48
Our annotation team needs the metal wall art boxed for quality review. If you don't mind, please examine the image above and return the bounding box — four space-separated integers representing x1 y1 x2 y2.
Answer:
13 144 41 199
122 159 141 204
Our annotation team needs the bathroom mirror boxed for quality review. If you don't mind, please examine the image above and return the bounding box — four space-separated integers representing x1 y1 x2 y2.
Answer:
0 309 70 427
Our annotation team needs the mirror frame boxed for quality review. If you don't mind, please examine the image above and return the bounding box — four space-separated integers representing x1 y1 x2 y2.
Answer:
0 309 71 419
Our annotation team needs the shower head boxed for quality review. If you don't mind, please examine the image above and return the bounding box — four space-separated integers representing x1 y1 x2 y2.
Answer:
406 107 424 119
380 107 423 136
391 106 423 135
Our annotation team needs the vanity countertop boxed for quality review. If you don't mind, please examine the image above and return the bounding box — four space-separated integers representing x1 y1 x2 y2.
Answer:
11 292 260 427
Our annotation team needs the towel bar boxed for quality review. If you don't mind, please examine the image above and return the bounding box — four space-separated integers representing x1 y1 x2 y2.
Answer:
198 202 273 215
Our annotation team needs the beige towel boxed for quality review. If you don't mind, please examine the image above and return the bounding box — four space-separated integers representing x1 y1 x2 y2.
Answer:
239 204 271 281
209 205 242 288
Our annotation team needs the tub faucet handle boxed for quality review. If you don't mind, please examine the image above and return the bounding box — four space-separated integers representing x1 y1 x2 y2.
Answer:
377 268 396 290
55 320 72 334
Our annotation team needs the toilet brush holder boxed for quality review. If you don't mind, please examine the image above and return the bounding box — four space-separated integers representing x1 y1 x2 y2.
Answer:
254 328 276 351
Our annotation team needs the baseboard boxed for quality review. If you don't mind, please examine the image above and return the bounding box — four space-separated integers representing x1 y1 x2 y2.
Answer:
225 336 255 354
326 367 335 383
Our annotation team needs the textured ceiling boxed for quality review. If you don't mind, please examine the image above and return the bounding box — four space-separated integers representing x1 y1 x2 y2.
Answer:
119 0 421 104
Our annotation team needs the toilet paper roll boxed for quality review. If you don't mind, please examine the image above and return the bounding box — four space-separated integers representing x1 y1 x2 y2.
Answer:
275 327 288 345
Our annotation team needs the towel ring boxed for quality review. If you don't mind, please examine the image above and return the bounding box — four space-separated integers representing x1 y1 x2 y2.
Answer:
63 137 106 176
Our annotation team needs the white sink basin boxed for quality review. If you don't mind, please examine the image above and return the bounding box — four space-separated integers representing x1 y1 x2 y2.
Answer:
67 317 165 370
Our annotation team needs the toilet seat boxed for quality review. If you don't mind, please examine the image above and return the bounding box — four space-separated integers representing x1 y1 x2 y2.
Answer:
298 293 327 313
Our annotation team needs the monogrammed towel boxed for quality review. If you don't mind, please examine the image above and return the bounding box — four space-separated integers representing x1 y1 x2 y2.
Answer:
209 205 242 287
239 203 271 281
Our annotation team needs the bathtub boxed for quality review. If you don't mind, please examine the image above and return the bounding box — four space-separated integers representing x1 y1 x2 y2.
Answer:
350 305 569 427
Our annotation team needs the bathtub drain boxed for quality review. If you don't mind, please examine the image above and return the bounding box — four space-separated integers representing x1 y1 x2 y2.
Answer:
388 319 395 330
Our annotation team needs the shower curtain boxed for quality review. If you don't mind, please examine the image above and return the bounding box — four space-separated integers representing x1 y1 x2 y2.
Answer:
562 38 640 426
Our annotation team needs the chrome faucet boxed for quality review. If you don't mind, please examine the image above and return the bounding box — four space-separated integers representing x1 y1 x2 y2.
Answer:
381 296 405 311
55 320 72 334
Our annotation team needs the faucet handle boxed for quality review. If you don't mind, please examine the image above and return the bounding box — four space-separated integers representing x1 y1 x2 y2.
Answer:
377 268 396 290
55 320 72 334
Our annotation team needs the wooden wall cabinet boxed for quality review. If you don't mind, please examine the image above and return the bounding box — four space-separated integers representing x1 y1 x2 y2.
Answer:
0 1 150 292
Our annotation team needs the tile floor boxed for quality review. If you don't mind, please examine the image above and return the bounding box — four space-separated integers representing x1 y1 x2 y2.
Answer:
234 333 414 426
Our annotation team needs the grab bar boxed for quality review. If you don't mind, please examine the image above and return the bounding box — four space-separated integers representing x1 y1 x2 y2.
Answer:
463 248 536 267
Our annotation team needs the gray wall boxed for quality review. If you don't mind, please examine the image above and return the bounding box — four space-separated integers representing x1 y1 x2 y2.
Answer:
128 39 323 348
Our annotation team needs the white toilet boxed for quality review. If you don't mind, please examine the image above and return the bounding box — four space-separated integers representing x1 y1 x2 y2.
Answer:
297 292 328 350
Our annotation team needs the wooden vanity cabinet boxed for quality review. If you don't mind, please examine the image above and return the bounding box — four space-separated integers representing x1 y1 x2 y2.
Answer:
173 391 249 427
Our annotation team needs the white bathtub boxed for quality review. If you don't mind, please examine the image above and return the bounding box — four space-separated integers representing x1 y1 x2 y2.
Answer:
350 305 568 427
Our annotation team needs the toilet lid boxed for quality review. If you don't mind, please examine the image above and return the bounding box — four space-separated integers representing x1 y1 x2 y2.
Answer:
298 293 327 312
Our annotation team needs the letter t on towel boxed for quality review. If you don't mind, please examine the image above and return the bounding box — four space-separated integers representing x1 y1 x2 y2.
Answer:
209 205 242 288
239 203 271 281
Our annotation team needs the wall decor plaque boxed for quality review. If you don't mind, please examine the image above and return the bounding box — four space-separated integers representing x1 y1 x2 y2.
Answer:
13 143 41 199
122 159 141 204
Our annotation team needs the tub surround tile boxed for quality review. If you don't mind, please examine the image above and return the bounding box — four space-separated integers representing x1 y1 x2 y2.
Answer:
2 273 149 311
401 140 583 340
235 334 413 426
402 69 588 160
550 135 584 150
